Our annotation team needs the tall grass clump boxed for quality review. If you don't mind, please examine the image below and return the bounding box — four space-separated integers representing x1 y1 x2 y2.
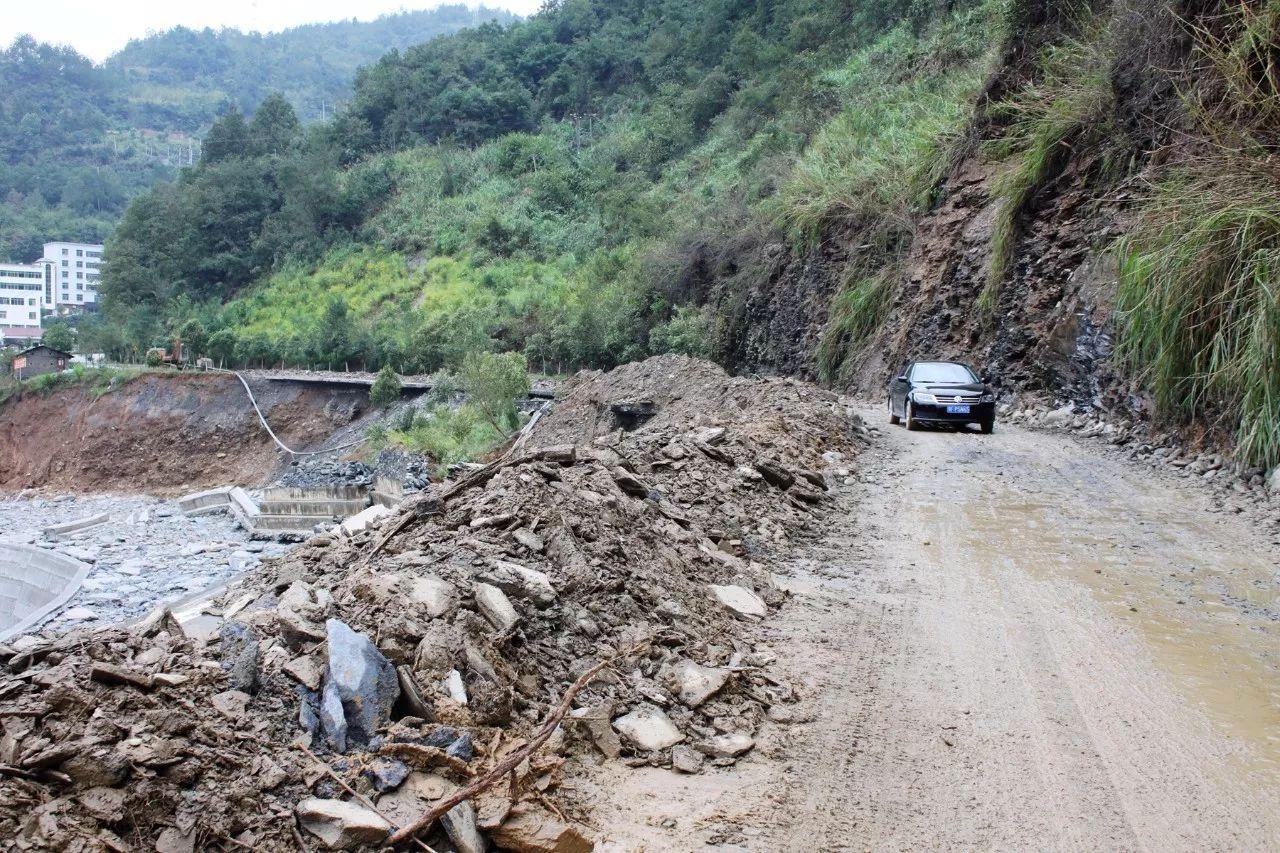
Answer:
1116 3 1280 469
816 269 895 384
1115 168 1280 468
982 30 1114 315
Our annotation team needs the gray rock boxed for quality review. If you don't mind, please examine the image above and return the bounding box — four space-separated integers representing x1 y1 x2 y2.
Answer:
322 619 399 751
709 584 767 619
480 559 557 607
445 731 474 761
695 733 754 758
296 798 391 850
362 757 410 792
671 744 705 774
320 679 347 751
474 582 520 631
218 621 260 693
613 705 684 751
439 801 485 853
407 575 456 618
661 659 730 708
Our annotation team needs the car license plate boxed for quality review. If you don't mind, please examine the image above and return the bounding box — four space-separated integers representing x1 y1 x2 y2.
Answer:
946 405 971 414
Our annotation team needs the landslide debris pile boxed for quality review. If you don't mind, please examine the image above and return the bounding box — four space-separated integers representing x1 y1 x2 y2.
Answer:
0 357 867 851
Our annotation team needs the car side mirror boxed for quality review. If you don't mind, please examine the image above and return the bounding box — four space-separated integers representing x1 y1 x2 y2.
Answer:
896 375 908 383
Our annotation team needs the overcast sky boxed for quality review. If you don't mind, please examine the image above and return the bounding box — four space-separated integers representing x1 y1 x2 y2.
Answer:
3 1 542 62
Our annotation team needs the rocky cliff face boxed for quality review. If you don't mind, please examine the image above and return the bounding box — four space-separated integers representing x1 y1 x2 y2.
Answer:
728 0 1211 426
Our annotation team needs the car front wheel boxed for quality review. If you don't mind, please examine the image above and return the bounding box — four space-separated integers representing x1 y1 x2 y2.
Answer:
889 397 900 425
980 416 995 435
905 400 920 431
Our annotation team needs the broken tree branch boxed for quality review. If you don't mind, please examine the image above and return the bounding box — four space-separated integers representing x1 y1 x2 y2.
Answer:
387 641 647 846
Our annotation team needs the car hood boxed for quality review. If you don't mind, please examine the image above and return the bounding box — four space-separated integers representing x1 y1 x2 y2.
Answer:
913 382 987 393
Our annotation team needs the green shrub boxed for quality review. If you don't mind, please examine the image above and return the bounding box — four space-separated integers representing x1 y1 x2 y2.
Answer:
649 305 716 358
369 365 402 408
460 350 531 435
816 271 895 385
391 404 503 469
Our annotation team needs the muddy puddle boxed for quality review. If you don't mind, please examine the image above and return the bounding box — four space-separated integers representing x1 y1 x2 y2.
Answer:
932 455 1280 779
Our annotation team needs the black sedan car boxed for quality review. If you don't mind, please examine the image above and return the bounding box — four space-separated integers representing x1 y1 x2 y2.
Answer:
888 361 996 433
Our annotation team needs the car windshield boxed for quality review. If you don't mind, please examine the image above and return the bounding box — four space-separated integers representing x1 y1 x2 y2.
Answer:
911 362 976 384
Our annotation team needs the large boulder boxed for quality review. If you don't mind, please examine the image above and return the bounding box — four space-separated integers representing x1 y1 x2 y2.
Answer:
321 619 399 751
218 621 259 694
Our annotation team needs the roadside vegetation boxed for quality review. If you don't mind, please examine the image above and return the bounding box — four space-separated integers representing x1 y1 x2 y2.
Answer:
1115 2 1280 468
0 364 164 407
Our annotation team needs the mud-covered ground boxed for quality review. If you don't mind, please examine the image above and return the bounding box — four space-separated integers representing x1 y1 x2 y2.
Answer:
575 406 1280 850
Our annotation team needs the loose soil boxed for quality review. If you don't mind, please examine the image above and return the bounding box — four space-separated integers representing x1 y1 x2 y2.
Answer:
0 374 368 495
575 406 1280 850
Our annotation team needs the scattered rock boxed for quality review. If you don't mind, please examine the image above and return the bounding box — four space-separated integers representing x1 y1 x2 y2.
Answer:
218 621 259 693
474 582 520 631
408 575 457 618
295 798 392 850
440 801 486 853
671 744 705 774
491 803 595 853
709 584 767 619
696 733 755 758
661 659 730 708
612 705 684 751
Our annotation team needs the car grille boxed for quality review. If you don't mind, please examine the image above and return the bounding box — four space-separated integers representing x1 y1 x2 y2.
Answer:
930 391 982 404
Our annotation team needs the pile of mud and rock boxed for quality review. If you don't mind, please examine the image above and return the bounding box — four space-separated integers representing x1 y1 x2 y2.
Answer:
0 356 868 851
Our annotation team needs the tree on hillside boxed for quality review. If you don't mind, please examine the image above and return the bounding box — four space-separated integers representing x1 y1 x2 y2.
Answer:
41 322 76 353
201 110 252 165
250 93 301 156
461 350 530 435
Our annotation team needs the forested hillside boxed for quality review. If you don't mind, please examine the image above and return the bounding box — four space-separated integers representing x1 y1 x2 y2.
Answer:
97 0 1280 470
0 6 515 261
100 0 1001 370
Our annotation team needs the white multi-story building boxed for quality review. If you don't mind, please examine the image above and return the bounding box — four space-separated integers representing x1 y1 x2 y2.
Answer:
0 263 45 344
40 241 104 314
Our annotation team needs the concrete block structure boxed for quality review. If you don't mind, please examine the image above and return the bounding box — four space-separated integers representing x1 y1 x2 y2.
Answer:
0 544 92 641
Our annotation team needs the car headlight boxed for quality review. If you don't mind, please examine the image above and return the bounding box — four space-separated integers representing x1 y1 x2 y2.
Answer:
913 391 937 404
981 393 995 402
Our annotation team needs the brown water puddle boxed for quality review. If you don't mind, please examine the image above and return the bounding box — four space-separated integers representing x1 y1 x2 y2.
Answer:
944 481 1280 779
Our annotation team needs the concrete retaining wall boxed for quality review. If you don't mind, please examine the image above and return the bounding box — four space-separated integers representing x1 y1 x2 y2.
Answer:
178 487 235 517
0 544 92 642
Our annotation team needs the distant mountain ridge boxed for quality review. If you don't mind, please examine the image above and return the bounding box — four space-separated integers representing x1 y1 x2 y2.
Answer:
0 5 519 261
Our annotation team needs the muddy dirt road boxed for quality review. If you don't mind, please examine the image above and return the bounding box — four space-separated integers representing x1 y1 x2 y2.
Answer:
577 408 1280 850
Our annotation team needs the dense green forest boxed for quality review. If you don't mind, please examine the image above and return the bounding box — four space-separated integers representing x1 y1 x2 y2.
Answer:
0 6 516 262
97 0 1004 373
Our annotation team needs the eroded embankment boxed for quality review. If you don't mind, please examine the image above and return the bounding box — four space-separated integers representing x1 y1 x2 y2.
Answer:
0 374 368 495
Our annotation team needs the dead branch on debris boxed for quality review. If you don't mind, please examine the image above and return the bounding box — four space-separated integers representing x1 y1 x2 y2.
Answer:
387 640 647 846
